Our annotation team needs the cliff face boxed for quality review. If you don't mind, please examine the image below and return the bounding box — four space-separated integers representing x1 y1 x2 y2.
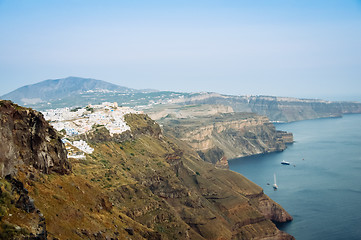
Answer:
246 96 349 122
0 101 72 239
175 94 361 122
0 102 294 239
0 100 70 177
161 113 293 167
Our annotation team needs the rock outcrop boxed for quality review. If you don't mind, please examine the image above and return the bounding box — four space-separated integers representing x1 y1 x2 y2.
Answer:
0 100 72 239
0 100 71 177
161 112 293 167
1 175 47 239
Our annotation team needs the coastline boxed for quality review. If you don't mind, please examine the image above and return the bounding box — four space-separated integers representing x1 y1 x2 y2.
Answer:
229 114 361 239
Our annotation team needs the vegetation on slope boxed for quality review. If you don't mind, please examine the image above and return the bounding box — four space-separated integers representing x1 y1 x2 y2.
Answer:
0 102 294 239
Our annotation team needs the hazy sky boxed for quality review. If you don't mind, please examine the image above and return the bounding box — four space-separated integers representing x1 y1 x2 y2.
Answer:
1 0 361 100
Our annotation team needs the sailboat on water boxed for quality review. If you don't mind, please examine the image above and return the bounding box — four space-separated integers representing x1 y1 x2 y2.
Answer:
273 173 278 190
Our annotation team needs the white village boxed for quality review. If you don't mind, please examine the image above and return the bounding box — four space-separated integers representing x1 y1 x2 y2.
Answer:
42 102 140 158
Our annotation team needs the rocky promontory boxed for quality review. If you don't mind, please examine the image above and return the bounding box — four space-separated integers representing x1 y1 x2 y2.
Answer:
161 112 293 168
0 100 71 177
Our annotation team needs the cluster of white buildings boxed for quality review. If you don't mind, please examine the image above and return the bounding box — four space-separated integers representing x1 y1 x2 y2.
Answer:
43 102 140 136
62 139 93 156
71 140 94 154
43 102 141 155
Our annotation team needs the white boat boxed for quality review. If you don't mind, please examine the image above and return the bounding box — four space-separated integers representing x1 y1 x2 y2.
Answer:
281 160 290 165
273 173 278 190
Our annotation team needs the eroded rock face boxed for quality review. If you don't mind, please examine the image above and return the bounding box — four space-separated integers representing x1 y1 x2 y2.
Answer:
3 175 47 239
250 192 293 223
162 113 293 166
173 94 361 122
0 100 70 177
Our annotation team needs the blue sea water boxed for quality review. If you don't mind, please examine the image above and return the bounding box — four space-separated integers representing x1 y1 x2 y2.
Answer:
229 114 361 240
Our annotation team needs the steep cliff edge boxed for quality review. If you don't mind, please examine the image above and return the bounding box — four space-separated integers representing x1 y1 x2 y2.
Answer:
0 100 71 239
0 100 70 177
161 112 293 167
246 96 361 122
0 102 294 239
174 93 361 122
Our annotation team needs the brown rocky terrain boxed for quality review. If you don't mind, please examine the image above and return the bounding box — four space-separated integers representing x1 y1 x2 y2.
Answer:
0 101 294 239
160 112 293 168
0 100 70 177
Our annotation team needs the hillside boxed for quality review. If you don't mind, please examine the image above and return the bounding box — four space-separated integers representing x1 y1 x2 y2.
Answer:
0 101 294 239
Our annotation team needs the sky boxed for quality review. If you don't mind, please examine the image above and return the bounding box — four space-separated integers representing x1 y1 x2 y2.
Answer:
1 0 361 100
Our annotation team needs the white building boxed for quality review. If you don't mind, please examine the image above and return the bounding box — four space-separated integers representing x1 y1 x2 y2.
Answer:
42 102 143 152
72 140 94 154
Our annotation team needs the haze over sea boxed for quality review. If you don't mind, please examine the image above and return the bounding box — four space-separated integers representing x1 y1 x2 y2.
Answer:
229 114 361 240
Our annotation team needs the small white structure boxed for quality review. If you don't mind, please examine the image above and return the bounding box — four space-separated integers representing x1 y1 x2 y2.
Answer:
72 140 94 154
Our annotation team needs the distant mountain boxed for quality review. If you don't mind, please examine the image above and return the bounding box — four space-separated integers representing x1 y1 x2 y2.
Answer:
1 77 141 105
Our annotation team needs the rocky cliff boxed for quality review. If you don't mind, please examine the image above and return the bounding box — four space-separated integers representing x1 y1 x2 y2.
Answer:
0 102 294 239
0 100 71 239
175 93 361 122
161 112 293 168
245 96 361 122
0 100 70 177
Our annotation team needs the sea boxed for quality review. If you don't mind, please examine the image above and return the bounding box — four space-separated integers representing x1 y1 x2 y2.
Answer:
229 114 361 240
